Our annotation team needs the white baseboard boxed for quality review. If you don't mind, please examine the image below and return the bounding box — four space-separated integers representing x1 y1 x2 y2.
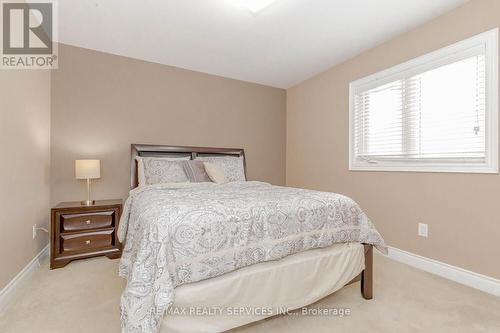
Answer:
0 244 49 312
381 246 500 297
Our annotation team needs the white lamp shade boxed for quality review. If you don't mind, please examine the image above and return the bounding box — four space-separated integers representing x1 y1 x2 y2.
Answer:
75 160 101 179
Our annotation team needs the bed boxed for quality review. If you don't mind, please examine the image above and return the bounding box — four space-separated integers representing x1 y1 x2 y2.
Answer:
118 144 387 333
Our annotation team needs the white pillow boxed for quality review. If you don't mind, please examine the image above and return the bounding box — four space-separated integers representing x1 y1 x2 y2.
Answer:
196 155 245 182
203 162 229 184
136 156 190 186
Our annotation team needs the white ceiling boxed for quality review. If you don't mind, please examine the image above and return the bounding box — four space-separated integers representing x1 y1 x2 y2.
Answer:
58 0 469 88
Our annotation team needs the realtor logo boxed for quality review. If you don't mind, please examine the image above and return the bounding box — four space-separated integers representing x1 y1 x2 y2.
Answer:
1 0 58 69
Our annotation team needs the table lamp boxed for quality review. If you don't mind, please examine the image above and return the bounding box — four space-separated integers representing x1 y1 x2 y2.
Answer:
75 159 101 206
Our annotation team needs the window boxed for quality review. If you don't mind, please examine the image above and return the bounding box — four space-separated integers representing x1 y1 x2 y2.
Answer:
349 29 498 173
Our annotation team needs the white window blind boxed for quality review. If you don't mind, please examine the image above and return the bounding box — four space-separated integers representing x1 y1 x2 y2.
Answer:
350 29 498 173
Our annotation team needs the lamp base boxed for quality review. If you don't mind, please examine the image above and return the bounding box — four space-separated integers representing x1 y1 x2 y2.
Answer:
81 200 96 206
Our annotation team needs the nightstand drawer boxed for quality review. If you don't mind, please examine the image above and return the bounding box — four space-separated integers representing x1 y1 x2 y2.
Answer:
60 230 114 253
61 211 115 232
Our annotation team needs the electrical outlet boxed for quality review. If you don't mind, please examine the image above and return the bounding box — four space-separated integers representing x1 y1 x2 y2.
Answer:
418 223 428 238
33 224 37 239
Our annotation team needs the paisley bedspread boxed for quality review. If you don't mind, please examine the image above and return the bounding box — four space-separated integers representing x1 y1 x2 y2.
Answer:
117 181 386 332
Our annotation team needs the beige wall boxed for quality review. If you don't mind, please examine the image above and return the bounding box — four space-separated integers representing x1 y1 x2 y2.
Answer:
51 44 286 205
287 0 500 279
0 70 51 290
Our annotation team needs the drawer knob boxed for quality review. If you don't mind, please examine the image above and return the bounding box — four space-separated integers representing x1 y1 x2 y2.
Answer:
85 240 91 245
85 220 91 225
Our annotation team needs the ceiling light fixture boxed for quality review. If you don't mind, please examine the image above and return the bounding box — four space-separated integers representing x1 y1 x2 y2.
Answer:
236 0 279 14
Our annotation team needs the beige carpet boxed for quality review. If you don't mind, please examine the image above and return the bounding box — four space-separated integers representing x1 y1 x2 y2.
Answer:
0 254 499 333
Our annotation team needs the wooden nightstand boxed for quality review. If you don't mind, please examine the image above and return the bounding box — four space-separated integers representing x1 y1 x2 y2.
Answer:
50 199 123 269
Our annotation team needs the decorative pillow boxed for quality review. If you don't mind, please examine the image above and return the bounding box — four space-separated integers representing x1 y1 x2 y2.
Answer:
182 160 211 183
203 162 229 184
196 155 246 182
137 157 190 185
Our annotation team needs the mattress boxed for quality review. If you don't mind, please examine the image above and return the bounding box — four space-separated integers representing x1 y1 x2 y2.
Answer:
160 242 365 333
118 181 386 332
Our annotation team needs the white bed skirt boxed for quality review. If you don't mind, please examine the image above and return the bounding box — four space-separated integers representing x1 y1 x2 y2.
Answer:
160 242 365 333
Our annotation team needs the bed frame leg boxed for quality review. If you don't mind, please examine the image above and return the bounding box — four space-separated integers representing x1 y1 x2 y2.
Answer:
361 244 373 300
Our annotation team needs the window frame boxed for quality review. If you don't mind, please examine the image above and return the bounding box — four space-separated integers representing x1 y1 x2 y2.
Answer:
349 28 499 174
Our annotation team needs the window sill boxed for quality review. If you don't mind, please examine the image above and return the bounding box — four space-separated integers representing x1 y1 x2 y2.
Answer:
349 163 498 174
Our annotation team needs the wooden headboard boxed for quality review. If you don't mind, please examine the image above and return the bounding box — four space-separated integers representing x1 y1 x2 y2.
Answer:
130 144 246 189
